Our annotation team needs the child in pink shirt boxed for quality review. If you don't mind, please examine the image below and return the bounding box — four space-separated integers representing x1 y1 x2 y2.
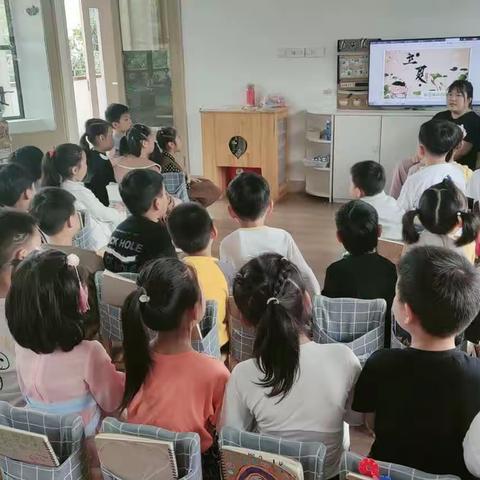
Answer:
121 257 230 454
6 249 124 436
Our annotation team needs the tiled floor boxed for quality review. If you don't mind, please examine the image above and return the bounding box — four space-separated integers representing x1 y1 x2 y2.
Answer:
209 192 374 455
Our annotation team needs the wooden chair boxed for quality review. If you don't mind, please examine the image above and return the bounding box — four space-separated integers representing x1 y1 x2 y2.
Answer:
377 238 404 265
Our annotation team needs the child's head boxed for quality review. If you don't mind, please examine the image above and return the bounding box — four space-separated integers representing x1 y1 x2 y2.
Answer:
0 164 35 211
350 161 386 198
6 249 88 353
120 124 155 157
394 246 480 339
402 177 479 247
447 79 473 114
233 253 310 399
9 146 44 184
417 119 463 162
156 127 182 154
79 118 113 153
120 169 168 220
0 209 40 286
335 200 380 256
226 172 272 223
105 103 132 133
30 188 81 243
121 257 203 407
41 144 87 187
168 203 216 255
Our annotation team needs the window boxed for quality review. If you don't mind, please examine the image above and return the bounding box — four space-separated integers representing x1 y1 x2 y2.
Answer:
0 0 24 119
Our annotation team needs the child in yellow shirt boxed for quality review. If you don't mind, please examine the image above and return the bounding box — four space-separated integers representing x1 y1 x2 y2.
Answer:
168 203 229 347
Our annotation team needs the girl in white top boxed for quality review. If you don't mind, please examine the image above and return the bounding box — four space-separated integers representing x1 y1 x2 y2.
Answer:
402 178 479 264
220 253 361 480
41 144 124 249
114 124 160 183
397 120 466 212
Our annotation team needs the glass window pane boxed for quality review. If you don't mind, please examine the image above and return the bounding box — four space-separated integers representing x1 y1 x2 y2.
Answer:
0 49 20 117
0 0 10 46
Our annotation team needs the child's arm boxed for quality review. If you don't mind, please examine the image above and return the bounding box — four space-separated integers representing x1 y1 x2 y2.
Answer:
218 369 255 431
286 234 320 295
81 187 125 225
464 411 480 477
84 341 125 414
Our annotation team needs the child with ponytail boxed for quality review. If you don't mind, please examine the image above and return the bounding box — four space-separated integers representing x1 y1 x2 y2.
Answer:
80 118 115 207
41 143 124 249
220 253 361 480
6 249 124 434
122 257 229 455
402 178 480 263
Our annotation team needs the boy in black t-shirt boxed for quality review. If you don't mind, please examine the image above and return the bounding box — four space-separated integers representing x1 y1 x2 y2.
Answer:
322 200 397 346
103 169 176 273
353 246 480 479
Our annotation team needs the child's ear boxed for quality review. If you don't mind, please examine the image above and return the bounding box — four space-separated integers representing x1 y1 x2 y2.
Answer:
13 247 28 263
24 187 34 201
112 121 119 130
267 200 274 215
336 231 343 245
227 205 239 222
303 291 312 312
377 224 383 238
211 225 218 240
417 144 426 158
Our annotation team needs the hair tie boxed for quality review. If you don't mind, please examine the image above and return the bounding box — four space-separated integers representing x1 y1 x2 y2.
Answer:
266 297 279 305
139 288 150 304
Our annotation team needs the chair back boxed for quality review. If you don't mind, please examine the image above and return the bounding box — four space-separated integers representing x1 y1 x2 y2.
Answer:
73 211 99 251
163 172 189 203
219 427 327 480
377 238 404 265
467 168 480 203
339 452 460 480
313 296 386 364
228 296 255 367
99 417 202 480
95 271 220 358
0 401 88 480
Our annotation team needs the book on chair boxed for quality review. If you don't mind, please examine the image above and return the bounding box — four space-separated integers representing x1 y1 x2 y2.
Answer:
220 445 304 480
0 424 59 467
95 432 178 480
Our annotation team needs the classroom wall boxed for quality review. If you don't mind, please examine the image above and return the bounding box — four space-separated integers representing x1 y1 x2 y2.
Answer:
181 0 480 179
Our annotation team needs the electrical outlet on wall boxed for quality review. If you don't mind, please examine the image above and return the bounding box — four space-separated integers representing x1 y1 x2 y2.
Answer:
305 47 326 58
286 48 305 58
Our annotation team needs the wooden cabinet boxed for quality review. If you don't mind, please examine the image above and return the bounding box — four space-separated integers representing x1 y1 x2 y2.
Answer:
201 108 288 200
333 115 381 200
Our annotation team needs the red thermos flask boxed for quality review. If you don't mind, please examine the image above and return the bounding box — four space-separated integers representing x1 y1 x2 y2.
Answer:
246 84 255 107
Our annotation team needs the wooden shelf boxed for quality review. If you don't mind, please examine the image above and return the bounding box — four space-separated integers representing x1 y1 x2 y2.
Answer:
306 131 331 144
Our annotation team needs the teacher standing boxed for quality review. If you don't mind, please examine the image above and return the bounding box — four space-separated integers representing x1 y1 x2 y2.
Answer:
390 80 480 198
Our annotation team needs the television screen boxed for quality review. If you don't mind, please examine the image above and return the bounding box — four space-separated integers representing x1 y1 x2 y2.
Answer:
368 37 480 107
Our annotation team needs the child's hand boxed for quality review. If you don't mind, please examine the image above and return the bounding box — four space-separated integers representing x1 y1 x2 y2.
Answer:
190 176 202 184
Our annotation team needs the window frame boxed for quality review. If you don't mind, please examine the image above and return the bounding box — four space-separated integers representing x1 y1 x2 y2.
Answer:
0 0 25 120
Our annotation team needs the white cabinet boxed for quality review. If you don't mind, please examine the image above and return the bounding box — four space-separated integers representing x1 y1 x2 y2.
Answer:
333 115 381 200
380 115 431 192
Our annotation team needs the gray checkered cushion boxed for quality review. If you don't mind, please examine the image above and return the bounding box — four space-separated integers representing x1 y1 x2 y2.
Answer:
219 427 327 480
163 172 189 203
100 417 202 480
339 452 460 480
312 296 386 365
73 211 97 251
0 401 88 480
95 271 220 358
191 301 221 359
228 297 255 364
95 271 139 343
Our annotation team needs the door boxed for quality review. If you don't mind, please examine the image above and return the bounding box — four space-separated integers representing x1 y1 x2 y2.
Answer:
333 115 381 201
62 0 124 137
380 115 432 192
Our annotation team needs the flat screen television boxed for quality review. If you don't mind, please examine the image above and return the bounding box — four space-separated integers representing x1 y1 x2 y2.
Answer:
368 36 480 107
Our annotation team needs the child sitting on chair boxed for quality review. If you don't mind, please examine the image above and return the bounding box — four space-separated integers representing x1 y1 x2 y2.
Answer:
104 169 176 273
105 103 132 154
168 202 229 349
322 200 397 346
350 161 404 241
353 246 480 479
220 172 320 295
0 163 35 211
402 177 479 263
121 258 230 458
